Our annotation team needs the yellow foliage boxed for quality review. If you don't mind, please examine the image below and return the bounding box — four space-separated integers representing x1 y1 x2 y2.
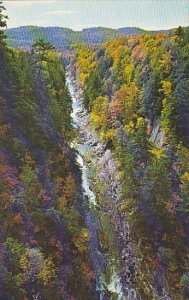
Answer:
100 128 116 143
91 96 109 130
57 195 67 211
123 63 134 83
73 228 91 253
125 121 135 134
148 148 165 159
136 117 145 128
160 51 172 74
38 258 57 286
76 45 97 86
181 172 189 183
160 81 172 97
79 73 89 86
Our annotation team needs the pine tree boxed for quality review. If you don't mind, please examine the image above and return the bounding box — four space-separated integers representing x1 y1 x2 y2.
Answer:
31 38 55 64
0 1 8 51
31 38 55 77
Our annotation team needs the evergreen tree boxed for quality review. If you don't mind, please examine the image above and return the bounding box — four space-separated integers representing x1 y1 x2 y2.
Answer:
31 38 55 77
0 1 8 51
83 65 104 110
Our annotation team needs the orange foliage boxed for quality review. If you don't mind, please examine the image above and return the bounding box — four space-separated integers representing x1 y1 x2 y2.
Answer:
29 238 38 247
0 124 10 140
169 273 180 289
64 173 76 203
147 124 153 135
81 262 95 280
108 83 139 125
132 43 146 64
14 213 23 224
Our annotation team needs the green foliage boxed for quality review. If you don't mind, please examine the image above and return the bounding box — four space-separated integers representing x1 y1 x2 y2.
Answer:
32 38 55 64
149 147 171 208
177 145 189 213
0 38 92 298
0 1 8 51
42 54 73 140
9 50 47 147
83 65 104 110
115 141 138 203
5 237 25 267
19 164 36 184
142 71 163 118
160 81 178 144
1 23 189 299
180 273 189 292
75 29 189 298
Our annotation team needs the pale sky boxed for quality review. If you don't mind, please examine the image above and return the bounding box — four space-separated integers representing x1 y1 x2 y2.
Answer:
4 0 189 31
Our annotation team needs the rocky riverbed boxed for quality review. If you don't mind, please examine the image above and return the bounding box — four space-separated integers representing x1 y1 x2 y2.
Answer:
66 69 140 300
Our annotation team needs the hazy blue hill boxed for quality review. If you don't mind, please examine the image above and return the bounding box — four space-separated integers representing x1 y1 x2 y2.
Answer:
5 25 179 50
82 27 120 43
118 27 172 34
5 26 83 50
118 27 147 34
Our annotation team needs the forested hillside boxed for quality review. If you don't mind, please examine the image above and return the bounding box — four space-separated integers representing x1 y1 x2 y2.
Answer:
72 28 189 299
1 1 189 299
0 3 96 300
5 25 183 51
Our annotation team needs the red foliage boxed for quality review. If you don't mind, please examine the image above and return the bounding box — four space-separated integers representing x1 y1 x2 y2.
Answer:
107 98 122 128
14 213 23 224
170 273 180 289
133 43 145 64
0 192 11 209
0 163 19 189
156 32 165 40
81 262 95 280
151 257 161 271
29 238 38 247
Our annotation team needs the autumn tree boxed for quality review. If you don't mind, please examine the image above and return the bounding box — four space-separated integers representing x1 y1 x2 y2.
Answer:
109 83 139 126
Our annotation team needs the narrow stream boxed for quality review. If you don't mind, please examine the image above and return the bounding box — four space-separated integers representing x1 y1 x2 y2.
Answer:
67 74 107 299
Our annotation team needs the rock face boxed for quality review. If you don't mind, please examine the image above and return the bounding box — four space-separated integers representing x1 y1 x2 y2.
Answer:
150 119 165 148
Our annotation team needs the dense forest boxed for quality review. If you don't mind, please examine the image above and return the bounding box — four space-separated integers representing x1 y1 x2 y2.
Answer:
0 3 95 300
1 1 189 300
72 28 189 299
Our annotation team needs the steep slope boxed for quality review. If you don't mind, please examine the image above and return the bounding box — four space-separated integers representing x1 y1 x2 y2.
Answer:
0 48 97 299
72 27 189 299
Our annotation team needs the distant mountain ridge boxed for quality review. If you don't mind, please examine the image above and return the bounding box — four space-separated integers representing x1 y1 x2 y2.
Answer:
5 25 187 50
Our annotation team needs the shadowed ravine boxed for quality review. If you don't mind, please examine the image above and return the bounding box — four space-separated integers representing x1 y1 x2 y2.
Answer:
66 70 139 300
